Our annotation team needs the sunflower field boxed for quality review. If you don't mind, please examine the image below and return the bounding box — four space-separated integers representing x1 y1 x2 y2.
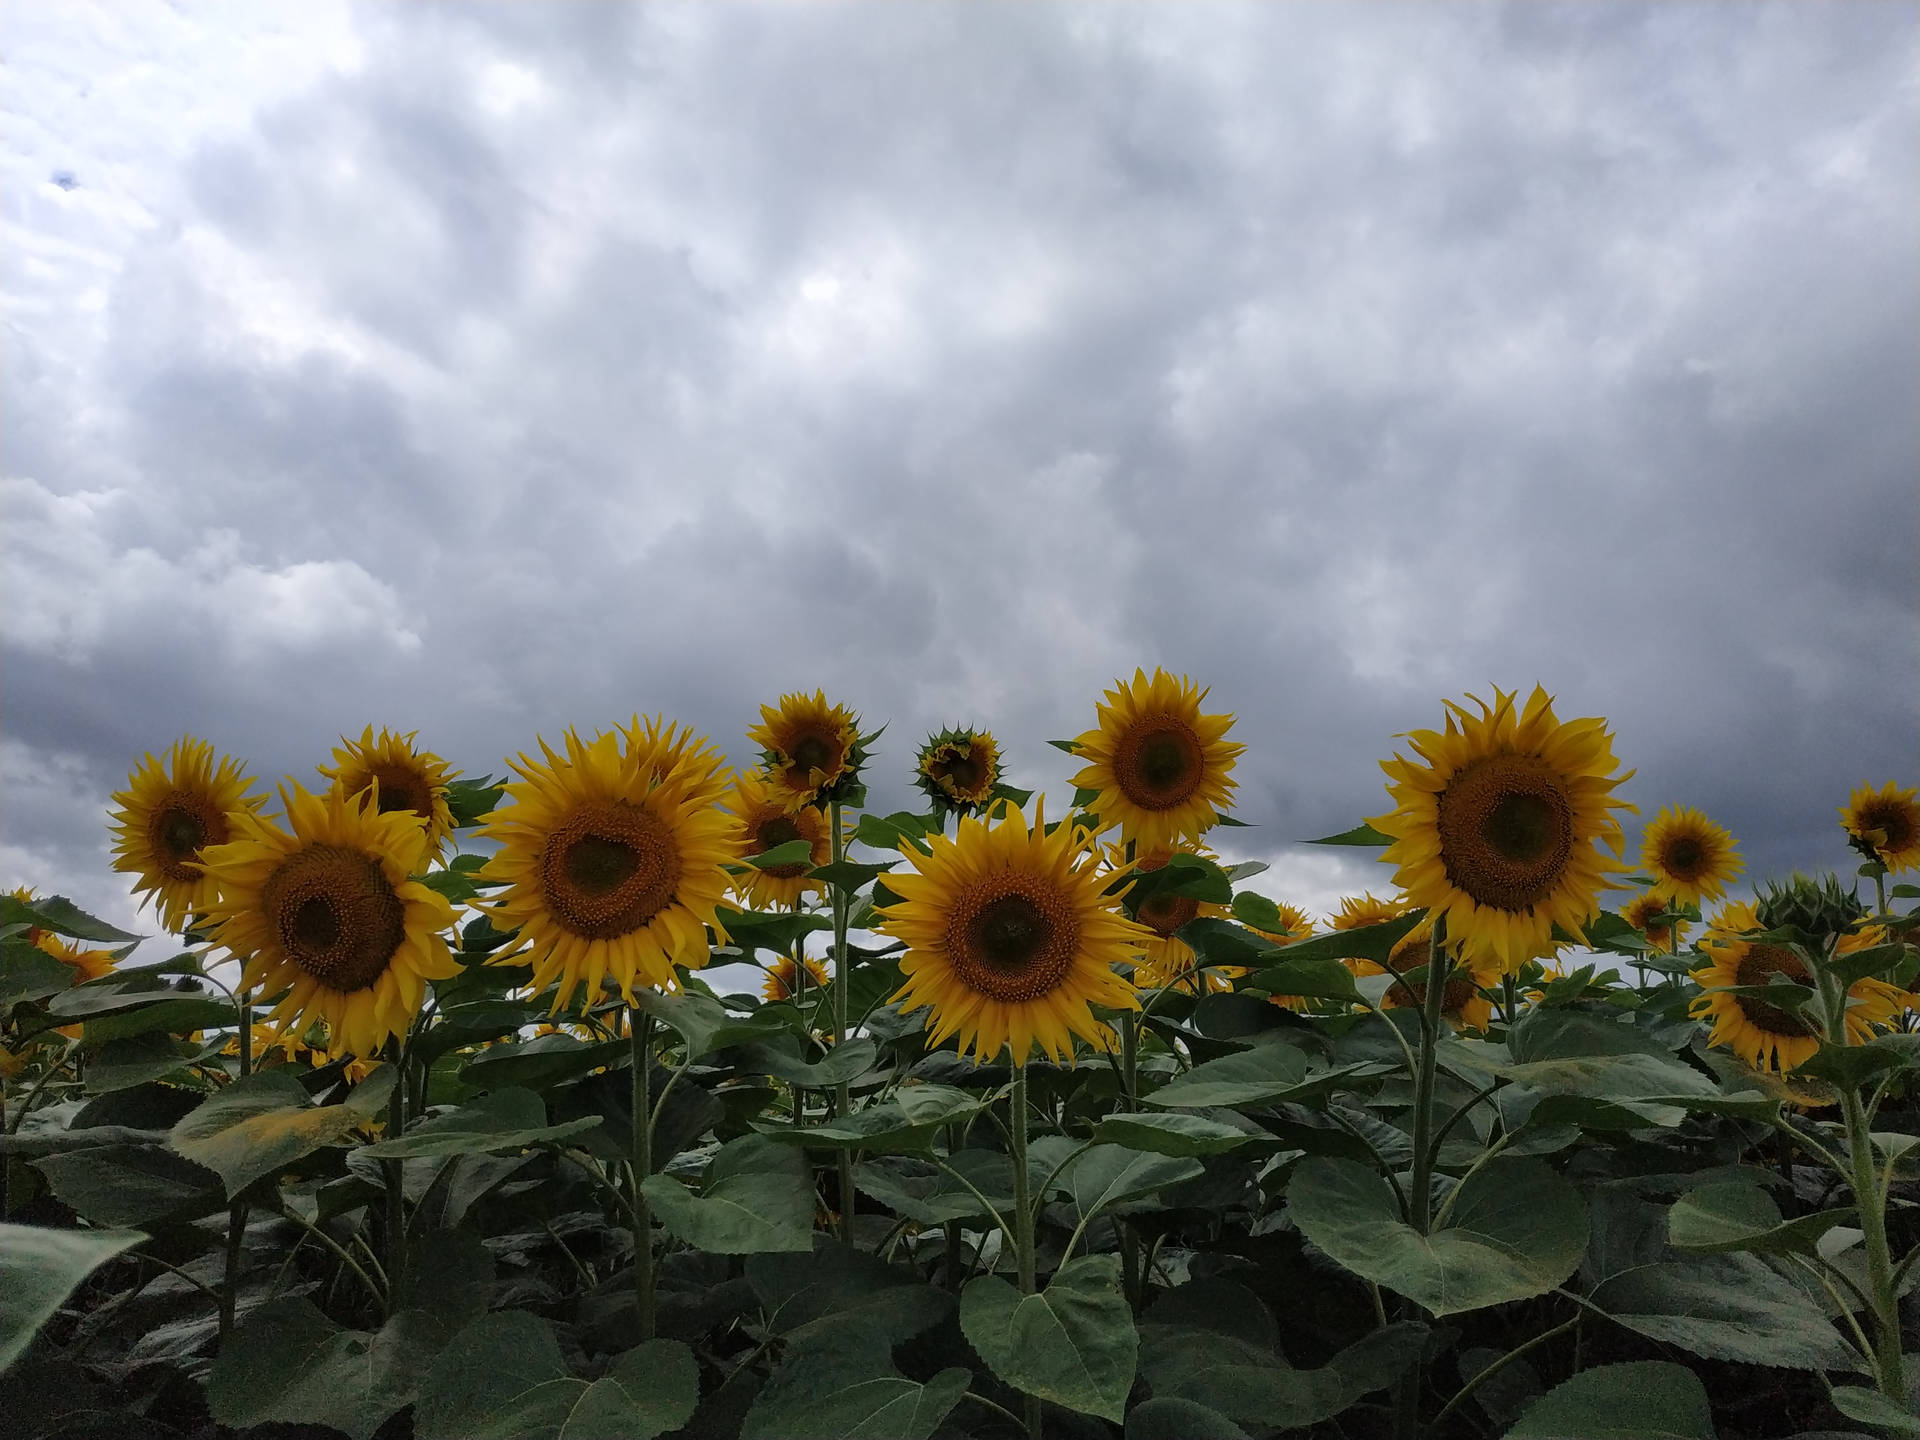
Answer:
3 675 1917 1440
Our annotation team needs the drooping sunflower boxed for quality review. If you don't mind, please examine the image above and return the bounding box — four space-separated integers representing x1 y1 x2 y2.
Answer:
1369 686 1635 976
1377 919 1498 1032
915 727 1003 819
1070 669 1245 852
1621 890 1687 955
198 781 460 1059
725 770 831 909
1689 916 1913 1072
747 691 868 812
110 736 262 933
478 719 735 1012
318 726 460 861
1639 806 1742 905
877 801 1149 1065
762 955 832 1003
1839 781 1920 874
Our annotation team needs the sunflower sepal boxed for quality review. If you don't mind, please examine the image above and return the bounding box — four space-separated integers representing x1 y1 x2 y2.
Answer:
809 858 897 898
1754 873 1867 947
1307 823 1393 846
445 776 506 829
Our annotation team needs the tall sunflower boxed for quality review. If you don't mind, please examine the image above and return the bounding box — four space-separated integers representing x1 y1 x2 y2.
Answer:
1689 916 1912 1072
877 801 1149 1065
762 954 832 1003
318 726 459 861
110 736 262 933
1639 806 1742 905
1377 919 1497 1032
1839 781 1920 874
915 727 1002 819
747 691 868 812
725 770 830 910
1369 686 1635 975
478 719 735 1012
1105 843 1236 994
199 782 460 1059
1621 890 1687 955
1070 669 1244 852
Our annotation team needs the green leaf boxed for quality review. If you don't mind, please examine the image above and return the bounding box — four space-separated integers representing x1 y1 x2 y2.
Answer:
415 1311 697 1440
745 838 817 871
1160 853 1235 903
642 1134 814 1253
1 940 76 1007
1828 1385 1920 1436
854 1151 1013 1226
1306 823 1393 846
1249 910 1427 971
31 1144 224 1227
961 1254 1137 1422
5 896 141 943
0 1223 145 1372
1138 1320 1426 1429
1057 1145 1205 1221
762 1102 943 1153
1091 1112 1259 1157
893 1082 984 1127
630 989 797 1059
1147 1045 1385 1110
1589 1253 1860 1370
1505 1361 1715 1439
82 997 237 1043
1793 1033 1920 1090
1177 917 1284 969
361 1088 602 1159
1826 942 1909 986
169 1070 363 1197
83 1034 224 1093
47 972 201 1019
445 777 505 829
1288 1156 1588 1317
713 906 835 959
1668 1183 1854 1257
809 859 897 896
458 1033 628 1090
1248 957 1361 1002
1126 1398 1251 1439
738 1037 877 1087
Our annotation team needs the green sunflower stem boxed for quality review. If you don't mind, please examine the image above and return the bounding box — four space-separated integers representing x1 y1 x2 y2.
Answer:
829 798 855 1245
1395 916 1450 1440
1120 1008 1138 1102
630 1007 657 1343
1009 1061 1042 1440
382 1034 408 1315
220 999 253 1342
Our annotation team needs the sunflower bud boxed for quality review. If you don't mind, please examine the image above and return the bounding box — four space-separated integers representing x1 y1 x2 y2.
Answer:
1753 872 1865 946
914 727 1003 819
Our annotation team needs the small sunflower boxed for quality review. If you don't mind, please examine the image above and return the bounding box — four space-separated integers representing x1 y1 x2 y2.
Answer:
1689 917 1912 1072
877 801 1148 1065
747 691 869 812
1249 902 1317 1012
1330 893 1410 932
1639 806 1742 905
1070 668 1245 852
1102 843 1237 994
1839 781 1920 874
1378 919 1497 1032
1621 890 1687 954
34 932 118 984
479 719 735 1012
199 781 460 1059
725 770 831 909
1369 686 1635 976
110 736 262 933
915 727 1002 819
762 954 832 1003
318 726 460 861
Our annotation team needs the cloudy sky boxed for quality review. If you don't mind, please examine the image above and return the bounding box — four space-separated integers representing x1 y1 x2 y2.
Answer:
4 1 1916 943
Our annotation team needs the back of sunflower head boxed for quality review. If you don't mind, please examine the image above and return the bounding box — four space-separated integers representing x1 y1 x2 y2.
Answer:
1753 871 1866 947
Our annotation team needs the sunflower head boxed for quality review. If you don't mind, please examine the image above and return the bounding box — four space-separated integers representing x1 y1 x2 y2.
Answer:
1330 893 1410 932
199 781 461 1059
1839 782 1920 875
110 736 263 934
747 691 871 812
1621 890 1687 954
1369 685 1636 976
915 727 1003 819
1070 669 1244 852
1753 872 1866 947
36 932 119 984
762 954 832 1003
478 719 735 1013
725 770 831 910
1378 920 1496 1031
1100 843 1238 993
877 800 1149 1065
318 726 459 861
1638 806 1742 905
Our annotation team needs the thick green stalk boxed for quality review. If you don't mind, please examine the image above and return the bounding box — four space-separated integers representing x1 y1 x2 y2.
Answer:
221 1003 252 1340
382 1035 407 1314
631 1008 656 1342
1395 916 1450 1440
1009 1063 1041 1440
829 798 855 1244
1120 1009 1138 1102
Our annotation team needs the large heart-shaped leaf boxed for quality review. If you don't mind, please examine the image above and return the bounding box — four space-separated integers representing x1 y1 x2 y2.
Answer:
1091 1111 1263 1157
31 1144 224 1228
642 1134 814 1253
631 989 798 1059
1505 1360 1715 1438
1288 1156 1587 1317
170 1071 363 1197
1147 1045 1382 1109
1588 1253 1860 1371
1138 1320 1426 1428
0 1223 145 1372
961 1254 1137 1422
1055 1145 1205 1222
1667 1182 1854 1257
360 1088 601 1159
854 1151 1013 1227
742 1316 967 1440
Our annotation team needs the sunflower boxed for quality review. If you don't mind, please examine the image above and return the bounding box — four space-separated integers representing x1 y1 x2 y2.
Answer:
762 955 832 1003
1689 917 1912 1072
478 719 735 1012
915 727 1002 819
318 726 459 861
1330 893 1410 932
725 770 831 909
1249 902 1317 1012
1377 919 1497 1032
1369 686 1635 976
1621 890 1687 954
1840 781 1920 874
198 781 460 1059
747 691 868 812
1070 669 1245 852
1100 843 1237 994
1639 806 1742 905
34 932 118 984
110 736 262 933
877 801 1149 1065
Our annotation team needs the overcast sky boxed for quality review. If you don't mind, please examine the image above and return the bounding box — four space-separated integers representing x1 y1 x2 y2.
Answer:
4 1 1916 945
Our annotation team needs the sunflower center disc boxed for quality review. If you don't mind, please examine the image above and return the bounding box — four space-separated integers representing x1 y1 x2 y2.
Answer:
1435 755 1576 912
754 814 810 879
542 799 681 941
263 844 407 993
1138 892 1200 938
369 763 432 820
1387 935 1476 1014
938 754 981 792
1114 719 1205 812
1862 801 1916 853
947 885 1078 1003
1733 943 1816 1037
1661 837 1706 881
148 793 230 881
787 729 839 780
